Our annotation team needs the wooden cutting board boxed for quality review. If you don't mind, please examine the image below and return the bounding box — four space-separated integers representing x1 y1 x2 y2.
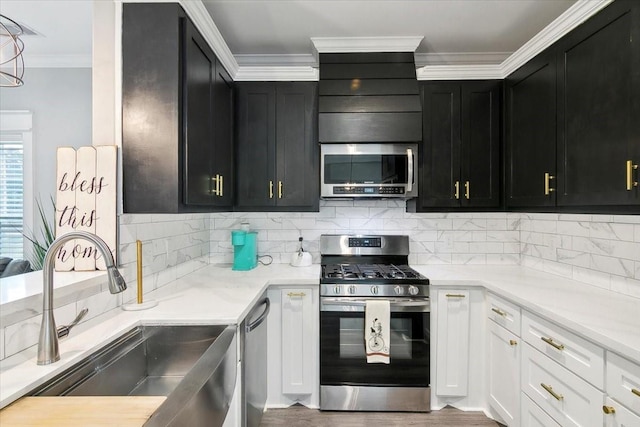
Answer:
0 396 166 426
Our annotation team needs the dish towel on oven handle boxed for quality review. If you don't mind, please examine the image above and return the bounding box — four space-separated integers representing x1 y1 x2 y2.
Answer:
365 300 390 364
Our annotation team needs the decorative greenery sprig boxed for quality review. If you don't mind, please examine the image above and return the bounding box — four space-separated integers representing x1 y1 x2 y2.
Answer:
22 196 56 271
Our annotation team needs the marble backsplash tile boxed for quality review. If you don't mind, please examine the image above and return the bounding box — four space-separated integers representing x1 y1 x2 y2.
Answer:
210 202 640 298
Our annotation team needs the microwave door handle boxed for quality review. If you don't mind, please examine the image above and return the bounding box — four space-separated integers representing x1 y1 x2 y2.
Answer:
406 148 414 193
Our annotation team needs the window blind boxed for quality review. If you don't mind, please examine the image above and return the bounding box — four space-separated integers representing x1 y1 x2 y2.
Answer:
0 132 24 259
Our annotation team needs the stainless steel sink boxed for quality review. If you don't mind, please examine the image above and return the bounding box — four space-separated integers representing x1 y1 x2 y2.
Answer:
30 324 237 427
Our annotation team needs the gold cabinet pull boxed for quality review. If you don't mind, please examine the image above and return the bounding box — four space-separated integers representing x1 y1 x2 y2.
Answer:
211 174 220 196
454 181 460 199
541 336 565 351
540 383 563 401
602 405 616 414
269 180 274 199
632 388 640 398
220 175 223 197
278 181 283 198
491 307 507 317
464 181 470 199
544 172 556 195
626 160 638 191
287 292 306 298
509 340 518 346
446 293 466 298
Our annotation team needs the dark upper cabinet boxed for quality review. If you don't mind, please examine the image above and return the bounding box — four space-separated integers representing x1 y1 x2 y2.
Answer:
556 0 640 207
505 49 557 208
212 59 234 207
415 81 500 210
122 4 233 213
235 82 319 211
184 19 214 206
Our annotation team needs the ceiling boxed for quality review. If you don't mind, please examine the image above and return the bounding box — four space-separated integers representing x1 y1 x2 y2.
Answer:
0 0 578 69
0 0 92 68
202 0 577 66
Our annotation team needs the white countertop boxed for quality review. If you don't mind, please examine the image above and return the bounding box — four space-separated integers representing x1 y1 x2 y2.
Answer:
419 265 640 365
1 262 639 410
0 263 319 409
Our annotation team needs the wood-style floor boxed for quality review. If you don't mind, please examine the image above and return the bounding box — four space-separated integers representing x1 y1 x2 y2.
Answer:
260 405 502 427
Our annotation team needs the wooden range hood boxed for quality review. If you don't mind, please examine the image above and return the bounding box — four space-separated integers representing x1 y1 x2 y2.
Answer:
318 52 422 144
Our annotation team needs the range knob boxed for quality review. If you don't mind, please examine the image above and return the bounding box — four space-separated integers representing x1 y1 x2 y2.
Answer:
333 286 341 295
348 285 357 295
394 285 405 296
370 286 379 295
408 285 419 296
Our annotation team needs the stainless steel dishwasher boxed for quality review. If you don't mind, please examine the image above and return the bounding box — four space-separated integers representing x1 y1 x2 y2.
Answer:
242 293 270 427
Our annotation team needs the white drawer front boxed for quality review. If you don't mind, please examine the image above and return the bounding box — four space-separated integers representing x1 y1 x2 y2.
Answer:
521 392 561 427
606 352 640 416
488 292 521 336
522 311 604 389
522 343 604 427
603 396 640 427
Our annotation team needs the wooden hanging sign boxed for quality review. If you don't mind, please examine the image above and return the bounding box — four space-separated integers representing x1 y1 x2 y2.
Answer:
55 146 117 271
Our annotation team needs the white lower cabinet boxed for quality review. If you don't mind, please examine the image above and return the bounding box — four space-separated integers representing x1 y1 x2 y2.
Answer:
266 286 318 408
521 392 561 427
435 289 470 397
521 343 604 427
488 320 520 426
603 396 640 427
606 352 640 416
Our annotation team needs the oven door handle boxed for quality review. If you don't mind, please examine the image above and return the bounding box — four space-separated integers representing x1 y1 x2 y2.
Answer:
321 297 430 308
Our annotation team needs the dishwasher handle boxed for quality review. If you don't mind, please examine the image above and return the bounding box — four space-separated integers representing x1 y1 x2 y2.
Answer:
246 297 270 333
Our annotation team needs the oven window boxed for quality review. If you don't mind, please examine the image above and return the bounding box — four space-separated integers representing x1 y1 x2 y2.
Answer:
339 317 412 359
321 311 429 387
323 154 408 184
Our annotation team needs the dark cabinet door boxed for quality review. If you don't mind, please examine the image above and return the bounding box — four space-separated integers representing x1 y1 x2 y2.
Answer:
211 59 234 207
235 83 277 208
505 50 557 208
183 19 215 205
460 81 501 208
235 82 318 211
416 81 500 210
556 0 640 206
275 82 319 209
418 82 461 209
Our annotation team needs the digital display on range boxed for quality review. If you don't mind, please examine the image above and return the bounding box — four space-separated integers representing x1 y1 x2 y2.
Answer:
348 237 382 248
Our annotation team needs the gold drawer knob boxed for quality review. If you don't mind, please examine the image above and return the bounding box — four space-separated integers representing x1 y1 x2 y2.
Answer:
632 388 640 398
602 405 616 415
509 340 518 346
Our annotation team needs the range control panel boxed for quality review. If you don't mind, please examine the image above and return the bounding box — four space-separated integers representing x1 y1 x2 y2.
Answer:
348 237 382 248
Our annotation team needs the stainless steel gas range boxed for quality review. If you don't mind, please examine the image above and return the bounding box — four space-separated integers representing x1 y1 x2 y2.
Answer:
319 234 431 412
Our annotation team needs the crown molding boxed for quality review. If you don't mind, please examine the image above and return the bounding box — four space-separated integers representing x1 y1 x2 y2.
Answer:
234 66 319 81
311 36 423 53
25 54 92 68
178 0 239 77
415 52 510 67
500 0 614 77
416 64 503 81
235 54 318 67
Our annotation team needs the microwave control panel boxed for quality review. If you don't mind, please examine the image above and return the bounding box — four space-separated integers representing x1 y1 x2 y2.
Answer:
333 186 405 195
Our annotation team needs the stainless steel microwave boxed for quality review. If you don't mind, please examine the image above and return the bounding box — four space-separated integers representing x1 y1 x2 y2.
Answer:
320 143 418 198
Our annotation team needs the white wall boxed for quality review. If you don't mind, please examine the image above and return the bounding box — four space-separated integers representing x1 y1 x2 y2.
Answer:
0 67 92 231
